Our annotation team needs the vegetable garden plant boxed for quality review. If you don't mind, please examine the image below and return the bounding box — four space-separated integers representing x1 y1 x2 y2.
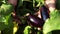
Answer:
0 0 60 34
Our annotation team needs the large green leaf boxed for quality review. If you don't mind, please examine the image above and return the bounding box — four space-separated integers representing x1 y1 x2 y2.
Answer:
0 3 13 16
1 15 13 34
0 14 13 30
43 10 60 34
0 3 13 30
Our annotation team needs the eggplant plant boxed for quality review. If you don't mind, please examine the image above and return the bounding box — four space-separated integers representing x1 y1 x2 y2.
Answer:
0 0 60 34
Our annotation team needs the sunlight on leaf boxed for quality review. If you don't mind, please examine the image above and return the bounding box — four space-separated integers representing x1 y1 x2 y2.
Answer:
13 22 18 34
43 10 60 34
24 26 31 34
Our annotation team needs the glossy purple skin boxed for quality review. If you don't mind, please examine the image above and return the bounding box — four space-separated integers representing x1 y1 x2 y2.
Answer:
27 14 44 27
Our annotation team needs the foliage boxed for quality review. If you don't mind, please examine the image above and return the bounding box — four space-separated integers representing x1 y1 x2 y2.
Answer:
0 0 60 34
43 10 60 34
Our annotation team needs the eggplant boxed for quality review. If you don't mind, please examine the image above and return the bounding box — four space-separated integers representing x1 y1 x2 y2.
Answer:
40 5 50 21
27 14 44 28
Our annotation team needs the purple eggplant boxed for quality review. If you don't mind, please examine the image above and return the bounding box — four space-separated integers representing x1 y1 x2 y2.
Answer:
27 14 44 28
40 5 50 21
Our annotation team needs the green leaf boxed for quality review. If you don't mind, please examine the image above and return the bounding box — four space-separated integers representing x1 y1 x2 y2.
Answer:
35 0 41 3
23 0 31 1
0 14 13 30
17 8 32 16
0 0 8 3
24 26 31 34
17 0 23 7
56 0 60 10
0 2 3 6
0 3 13 30
35 0 44 4
37 30 43 34
1 27 13 34
43 10 60 34
35 0 44 7
0 0 3 2
0 3 13 16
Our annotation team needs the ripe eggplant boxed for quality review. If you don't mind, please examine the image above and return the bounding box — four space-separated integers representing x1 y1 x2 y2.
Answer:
27 14 44 28
40 5 50 21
